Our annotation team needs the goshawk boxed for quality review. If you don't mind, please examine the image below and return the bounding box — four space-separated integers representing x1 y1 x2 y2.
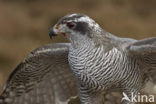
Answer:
49 13 156 104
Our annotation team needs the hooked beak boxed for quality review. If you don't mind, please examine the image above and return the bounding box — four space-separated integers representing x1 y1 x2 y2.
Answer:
49 25 58 39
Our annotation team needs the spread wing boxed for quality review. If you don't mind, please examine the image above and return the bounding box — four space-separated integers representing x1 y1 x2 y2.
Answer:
0 43 78 104
126 37 156 72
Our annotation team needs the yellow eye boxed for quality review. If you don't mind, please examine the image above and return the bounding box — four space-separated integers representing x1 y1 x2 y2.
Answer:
66 22 75 29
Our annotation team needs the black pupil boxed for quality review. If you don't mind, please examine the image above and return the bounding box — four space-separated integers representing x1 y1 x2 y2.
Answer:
67 22 74 28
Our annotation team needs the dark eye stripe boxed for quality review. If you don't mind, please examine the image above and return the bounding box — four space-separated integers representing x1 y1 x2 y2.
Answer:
74 22 90 34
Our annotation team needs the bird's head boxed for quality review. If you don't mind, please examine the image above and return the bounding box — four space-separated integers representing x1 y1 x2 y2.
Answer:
49 13 103 46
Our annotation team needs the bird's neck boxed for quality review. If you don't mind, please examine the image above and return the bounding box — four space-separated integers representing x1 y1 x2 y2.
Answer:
70 34 95 51
92 31 123 52
69 30 122 55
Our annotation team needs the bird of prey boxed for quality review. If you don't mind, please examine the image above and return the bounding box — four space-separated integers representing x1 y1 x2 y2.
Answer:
0 13 155 104
49 13 156 104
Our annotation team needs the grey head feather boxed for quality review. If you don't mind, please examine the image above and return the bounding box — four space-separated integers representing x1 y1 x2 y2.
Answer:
52 13 137 52
56 13 102 38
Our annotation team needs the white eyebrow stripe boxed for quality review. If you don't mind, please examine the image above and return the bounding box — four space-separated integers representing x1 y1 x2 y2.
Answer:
77 17 100 29
67 14 78 17
77 16 94 23
65 15 101 31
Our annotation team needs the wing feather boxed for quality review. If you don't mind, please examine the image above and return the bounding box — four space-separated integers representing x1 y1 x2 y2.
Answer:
126 37 156 69
0 43 77 104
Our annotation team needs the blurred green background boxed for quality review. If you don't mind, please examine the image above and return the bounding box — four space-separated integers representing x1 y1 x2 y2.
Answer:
0 0 156 93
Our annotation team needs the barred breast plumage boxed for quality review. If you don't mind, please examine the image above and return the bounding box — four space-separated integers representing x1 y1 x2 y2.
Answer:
68 38 144 104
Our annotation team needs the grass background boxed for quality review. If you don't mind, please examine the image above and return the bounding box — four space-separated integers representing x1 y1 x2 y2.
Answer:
0 0 156 94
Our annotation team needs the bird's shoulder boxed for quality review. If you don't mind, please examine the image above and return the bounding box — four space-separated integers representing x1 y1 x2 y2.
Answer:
103 33 137 53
